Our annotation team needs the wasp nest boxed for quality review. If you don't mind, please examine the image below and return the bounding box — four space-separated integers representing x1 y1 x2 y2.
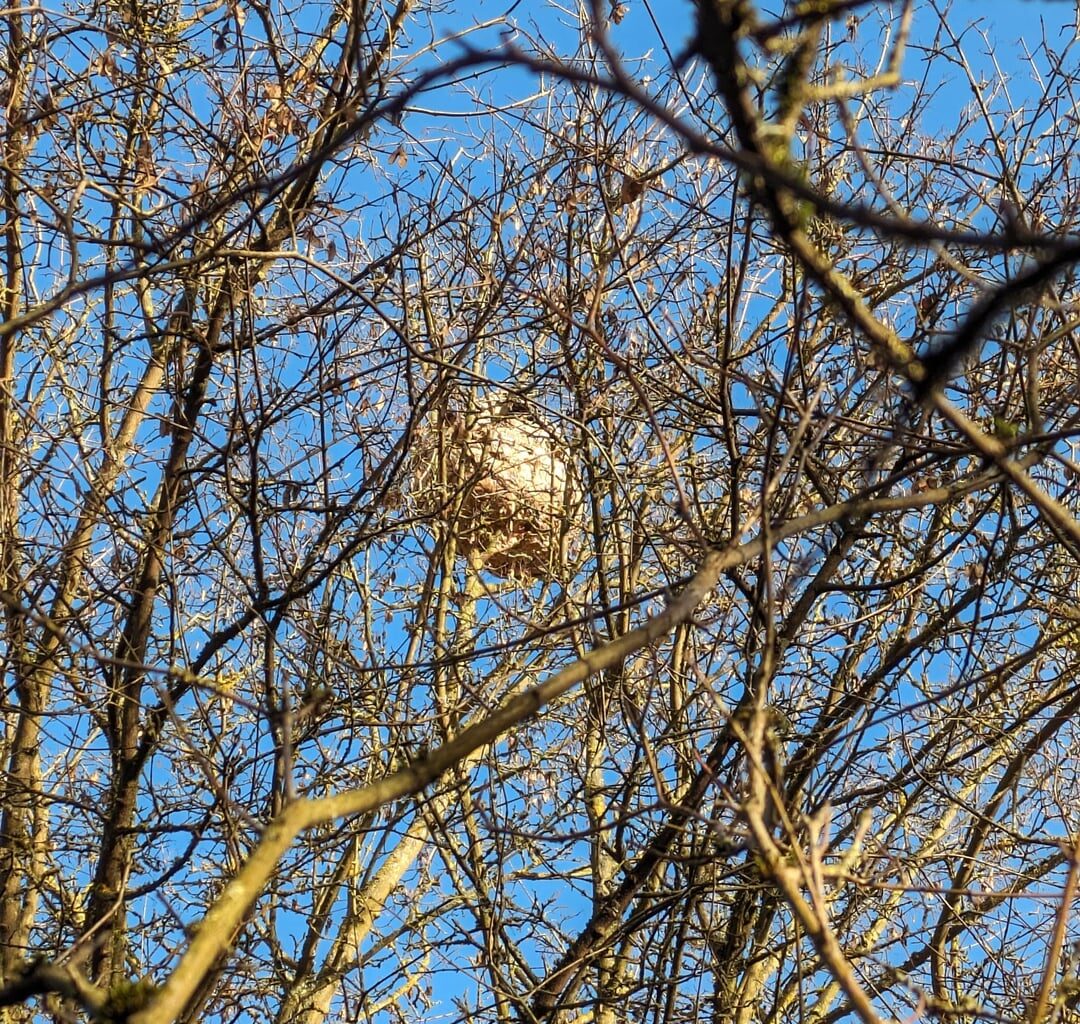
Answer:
410 395 578 581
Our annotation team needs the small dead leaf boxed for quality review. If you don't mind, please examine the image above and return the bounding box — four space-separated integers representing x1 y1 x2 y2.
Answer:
134 138 159 191
96 47 121 84
617 173 646 208
610 2 629 23
388 145 408 168
295 70 317 103
916 293 937 321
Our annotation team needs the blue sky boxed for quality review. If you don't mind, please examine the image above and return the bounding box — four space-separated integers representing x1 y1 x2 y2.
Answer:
18 0 1080 1019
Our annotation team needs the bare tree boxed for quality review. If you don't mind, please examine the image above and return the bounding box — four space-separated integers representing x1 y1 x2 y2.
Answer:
2 1 1080 1023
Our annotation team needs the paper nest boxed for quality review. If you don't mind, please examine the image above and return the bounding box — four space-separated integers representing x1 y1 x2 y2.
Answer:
409 397 578 580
